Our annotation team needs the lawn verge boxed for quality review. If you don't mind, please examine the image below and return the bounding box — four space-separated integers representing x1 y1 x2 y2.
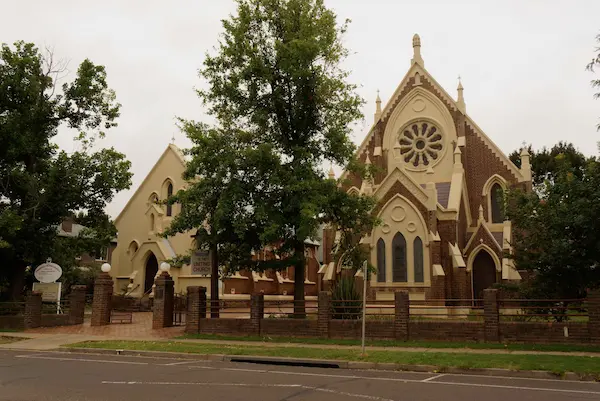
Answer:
66 340 600 379
177 333 600 353
0 336 24 344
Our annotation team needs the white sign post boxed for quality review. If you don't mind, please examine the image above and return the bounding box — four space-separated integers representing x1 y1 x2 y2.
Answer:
33 260 63 314
361 260 368 356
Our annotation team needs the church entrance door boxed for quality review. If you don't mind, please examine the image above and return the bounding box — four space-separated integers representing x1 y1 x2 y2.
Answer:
144 253 159 293
472 250 497 302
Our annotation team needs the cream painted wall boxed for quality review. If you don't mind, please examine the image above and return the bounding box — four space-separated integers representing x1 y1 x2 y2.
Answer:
370 194 430 287
383 84 457 187
111 144 199 296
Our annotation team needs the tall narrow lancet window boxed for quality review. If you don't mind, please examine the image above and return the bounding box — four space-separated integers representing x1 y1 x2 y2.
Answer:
149 214 155 232
166 183 173 216
392 232 407 282
377 238 386 283
414 237 424 283
490 183 504 223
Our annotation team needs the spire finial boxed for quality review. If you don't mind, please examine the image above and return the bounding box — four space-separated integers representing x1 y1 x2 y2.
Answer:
456 75 466 113
328 164 335 179
171 133 176 144
411 34 424 66
478 204 485 224
374 90 382 123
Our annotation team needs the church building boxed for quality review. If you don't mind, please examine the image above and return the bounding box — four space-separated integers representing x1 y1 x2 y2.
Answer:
323 34 530 302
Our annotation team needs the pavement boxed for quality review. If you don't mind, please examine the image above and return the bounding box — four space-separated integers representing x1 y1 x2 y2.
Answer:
1 349 599 401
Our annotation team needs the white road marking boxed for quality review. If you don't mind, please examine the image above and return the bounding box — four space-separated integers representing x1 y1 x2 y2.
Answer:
101 381 396 401
421 374 445 382
183 365 600 395
431 380 600 395
162 360 208 366
15 355 148 365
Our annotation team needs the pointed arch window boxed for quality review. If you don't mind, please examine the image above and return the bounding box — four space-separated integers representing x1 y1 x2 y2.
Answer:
392 232 407 282
490 183 504 223
149 213 155 232
414 237 424 283
166 183 174 216
377 238 386 283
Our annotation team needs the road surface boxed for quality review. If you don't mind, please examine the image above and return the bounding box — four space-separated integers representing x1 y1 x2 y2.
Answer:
0 349 599 400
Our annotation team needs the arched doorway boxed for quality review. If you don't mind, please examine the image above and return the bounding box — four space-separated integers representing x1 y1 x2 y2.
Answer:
144 253 158 293
472 250 497 301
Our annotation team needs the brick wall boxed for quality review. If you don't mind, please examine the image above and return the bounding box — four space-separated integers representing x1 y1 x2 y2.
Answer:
500 322 589 344
410 321 484 341
40 314 71 327
198 318 258 335
0 316 25 331
262 319 319 337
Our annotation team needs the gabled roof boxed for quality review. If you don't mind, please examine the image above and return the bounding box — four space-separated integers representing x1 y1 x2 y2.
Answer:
114 144 187 225
340 35 524 183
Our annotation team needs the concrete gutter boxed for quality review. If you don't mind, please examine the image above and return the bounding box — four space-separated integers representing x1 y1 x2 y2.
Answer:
58 347 598 382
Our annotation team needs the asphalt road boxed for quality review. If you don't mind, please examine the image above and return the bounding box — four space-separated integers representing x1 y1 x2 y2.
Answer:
1 350 599 401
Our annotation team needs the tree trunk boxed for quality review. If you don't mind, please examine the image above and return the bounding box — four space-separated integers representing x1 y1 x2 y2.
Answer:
210 242 220 318
293 240 306 319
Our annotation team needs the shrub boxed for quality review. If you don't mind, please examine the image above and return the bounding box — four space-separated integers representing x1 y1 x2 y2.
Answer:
331 276 362 320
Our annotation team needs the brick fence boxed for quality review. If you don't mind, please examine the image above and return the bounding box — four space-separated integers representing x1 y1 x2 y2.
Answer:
184 287 600 344
0 286 87 330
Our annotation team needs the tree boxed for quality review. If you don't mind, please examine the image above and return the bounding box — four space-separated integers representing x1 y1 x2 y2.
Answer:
162 122 270 317
174 0 374 316
0 41 131 299
587 32 600 130
509 142 589 186
507 154 600 299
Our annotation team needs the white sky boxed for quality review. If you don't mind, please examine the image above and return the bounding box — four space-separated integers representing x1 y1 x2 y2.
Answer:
2 0 599 218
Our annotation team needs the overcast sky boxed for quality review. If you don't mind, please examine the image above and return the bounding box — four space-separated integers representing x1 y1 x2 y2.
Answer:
2 0 599 218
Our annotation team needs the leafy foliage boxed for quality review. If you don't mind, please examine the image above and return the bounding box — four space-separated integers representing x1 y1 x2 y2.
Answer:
509 142 589 186
507 151 600 299
166 0 378 311
0 41 131 299
330 275 362 319
587 33 600 130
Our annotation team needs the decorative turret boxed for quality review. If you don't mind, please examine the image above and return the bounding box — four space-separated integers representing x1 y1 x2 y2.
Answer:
360 151 373 195
453 144 463 169
411 34 424 66
328 165 335 180
520 146 532 182
457 76 466 113
374 90 382 123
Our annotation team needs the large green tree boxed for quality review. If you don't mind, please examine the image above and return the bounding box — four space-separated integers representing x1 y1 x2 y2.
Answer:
587 32 600 130
509 142 589 186
170 0 375 316
0 41 131 299
507 154 600 299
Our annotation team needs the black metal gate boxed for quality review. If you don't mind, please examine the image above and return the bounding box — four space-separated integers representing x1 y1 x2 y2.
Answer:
173 294 187 326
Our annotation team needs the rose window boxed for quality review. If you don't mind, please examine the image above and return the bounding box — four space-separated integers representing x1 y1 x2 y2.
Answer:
397 121 443 167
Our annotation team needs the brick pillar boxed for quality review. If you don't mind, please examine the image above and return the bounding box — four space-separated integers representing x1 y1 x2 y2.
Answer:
483 288 499 342
185 286 206 334
68 285 86 325
24 291 42 329
91 272 113 326
394 291 409 341
317 291 331 338
152 271 174 329
250 293 264 335
588 290 600 344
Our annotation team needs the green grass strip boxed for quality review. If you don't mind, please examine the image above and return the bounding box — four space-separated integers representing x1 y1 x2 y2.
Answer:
177 333 600 353
67 340 600 376
0 336 24 344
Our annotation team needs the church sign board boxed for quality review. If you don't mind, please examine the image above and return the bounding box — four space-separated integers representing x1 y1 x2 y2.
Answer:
191 250 211 276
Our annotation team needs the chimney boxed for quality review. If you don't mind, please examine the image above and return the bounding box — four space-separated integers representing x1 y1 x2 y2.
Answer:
61 217 73 233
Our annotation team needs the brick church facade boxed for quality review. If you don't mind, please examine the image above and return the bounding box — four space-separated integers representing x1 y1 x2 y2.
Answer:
322 34 531 302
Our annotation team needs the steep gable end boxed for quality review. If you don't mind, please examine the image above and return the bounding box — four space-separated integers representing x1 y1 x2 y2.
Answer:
114 144 187 226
